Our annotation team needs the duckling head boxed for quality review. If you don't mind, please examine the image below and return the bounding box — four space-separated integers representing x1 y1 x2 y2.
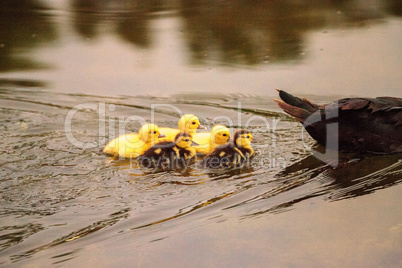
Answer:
175 132 198 149
210 125 231 147
234 129 253 148
139 123 164 144
178 114 205 133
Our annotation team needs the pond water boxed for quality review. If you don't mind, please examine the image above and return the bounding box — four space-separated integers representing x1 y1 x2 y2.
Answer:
0 1 401 267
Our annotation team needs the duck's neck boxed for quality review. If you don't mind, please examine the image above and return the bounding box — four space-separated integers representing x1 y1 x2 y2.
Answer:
183 129 196 134
143 137 156 145
209 138 218 149
209 135 227 149
187 147 196 158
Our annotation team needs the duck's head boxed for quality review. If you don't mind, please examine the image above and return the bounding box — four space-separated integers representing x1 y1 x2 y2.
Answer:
178 114 205 133
234 129 253 148
210 125 231 147
139 123 165 143
175 132 198 149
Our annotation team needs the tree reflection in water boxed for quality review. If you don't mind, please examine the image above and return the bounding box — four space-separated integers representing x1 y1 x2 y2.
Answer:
0 0 57 72
1 0 401 72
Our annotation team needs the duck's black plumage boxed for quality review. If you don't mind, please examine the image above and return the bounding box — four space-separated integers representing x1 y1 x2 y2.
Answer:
275 90 402 153
204 130 254 169
138 133 196 170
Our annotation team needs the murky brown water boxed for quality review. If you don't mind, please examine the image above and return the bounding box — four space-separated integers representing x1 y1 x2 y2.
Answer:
1 1 401 267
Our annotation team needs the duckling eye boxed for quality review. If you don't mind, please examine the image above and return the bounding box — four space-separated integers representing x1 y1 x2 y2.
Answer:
185 139 190 142
192 122 196 125
153 131 157 134
223 134 227 136
246 135 250 139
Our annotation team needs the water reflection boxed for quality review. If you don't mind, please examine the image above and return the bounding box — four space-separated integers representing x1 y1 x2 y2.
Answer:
0 223 45 252
68 0 401 65
0 86 401 266
9 208 131 263
70 0 102 40
1 0 401 73
180 0 314 65
279 153 402 201
232 153 402 220
386 0 402 16
70 0 155 48
0 0 57 72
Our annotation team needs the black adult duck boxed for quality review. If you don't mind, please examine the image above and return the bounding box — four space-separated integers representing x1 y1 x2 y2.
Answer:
275 90 402 153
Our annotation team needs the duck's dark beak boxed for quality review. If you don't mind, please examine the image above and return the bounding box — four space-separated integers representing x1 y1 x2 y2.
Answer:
197 124 206 130
158 133 166 138
191 141 199 146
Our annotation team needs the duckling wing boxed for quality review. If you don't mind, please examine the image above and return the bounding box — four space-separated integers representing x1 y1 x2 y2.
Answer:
238 147 254 160
141 142 174 157
139 142 194 170
192 132 211 154
204 145 236 168
138 142 175 168
103 133 144 158
193 132 211 146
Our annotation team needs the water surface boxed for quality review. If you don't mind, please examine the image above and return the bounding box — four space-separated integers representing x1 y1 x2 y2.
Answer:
0 1 401 267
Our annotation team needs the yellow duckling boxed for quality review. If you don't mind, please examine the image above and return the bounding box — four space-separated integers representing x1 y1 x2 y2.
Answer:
103 123 165 159
203 129 254 169
138 132 197 170
192 125 231 154
159 114 205 141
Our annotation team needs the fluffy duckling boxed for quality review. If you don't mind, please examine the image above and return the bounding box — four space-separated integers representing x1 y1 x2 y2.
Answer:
138 132 197 170
158 114 205 141
204 129 254 169
103 123 165 159
192 125 231 154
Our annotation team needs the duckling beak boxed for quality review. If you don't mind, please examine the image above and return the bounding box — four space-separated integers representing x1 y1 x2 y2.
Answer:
158 133 167 138
191 141 199 146
197 124 206 130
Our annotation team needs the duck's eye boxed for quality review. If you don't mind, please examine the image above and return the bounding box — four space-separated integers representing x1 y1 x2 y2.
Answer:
223 134 227 136
185 139 190 142
153 131 157 134
246 135 250 139
192 122 196 125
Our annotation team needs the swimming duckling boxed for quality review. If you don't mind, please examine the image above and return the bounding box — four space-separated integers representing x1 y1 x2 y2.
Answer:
192 125 231 154
204 129 254 169
103 123 165 159
138 132 197 170
159 114 205 141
